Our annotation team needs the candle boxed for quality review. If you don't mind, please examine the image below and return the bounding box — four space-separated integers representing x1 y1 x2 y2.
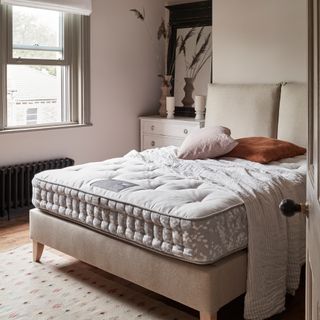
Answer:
195 95 206 120
166 97 175 119
195 95 206 109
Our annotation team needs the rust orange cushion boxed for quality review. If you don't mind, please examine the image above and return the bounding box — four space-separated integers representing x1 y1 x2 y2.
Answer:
225 137 306 164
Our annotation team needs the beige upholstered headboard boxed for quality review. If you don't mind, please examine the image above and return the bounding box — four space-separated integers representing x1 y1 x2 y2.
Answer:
205 83 307 147
277 83 307 147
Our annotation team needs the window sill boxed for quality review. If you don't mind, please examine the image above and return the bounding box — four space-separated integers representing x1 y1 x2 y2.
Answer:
0 123 93 134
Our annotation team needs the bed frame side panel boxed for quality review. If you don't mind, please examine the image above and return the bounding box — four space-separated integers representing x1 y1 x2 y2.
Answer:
29 208 247 315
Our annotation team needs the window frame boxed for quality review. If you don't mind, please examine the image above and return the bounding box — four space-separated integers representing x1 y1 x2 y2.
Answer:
9 5 66 64
0 4 91 132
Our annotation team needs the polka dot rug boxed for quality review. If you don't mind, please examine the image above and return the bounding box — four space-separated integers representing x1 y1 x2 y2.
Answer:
0 245 196 320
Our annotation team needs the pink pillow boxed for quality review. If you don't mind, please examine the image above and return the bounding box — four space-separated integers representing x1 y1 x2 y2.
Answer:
177 126 238 160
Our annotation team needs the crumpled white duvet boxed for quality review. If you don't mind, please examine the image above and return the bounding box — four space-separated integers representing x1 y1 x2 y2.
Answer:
125 147 306 320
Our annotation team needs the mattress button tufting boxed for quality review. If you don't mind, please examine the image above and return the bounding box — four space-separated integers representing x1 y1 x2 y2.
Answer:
184 129 189 135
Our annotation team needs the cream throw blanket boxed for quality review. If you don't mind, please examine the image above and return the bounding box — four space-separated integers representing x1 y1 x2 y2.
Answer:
127 147 306 320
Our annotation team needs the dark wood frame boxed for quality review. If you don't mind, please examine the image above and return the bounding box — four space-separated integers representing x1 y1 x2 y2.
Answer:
166 1 212 117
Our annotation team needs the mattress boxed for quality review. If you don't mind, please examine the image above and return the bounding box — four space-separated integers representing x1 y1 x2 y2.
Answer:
32 147 306 265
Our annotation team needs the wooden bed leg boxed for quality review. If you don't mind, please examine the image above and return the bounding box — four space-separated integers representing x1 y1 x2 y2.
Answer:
200 311 217 320
33 241 44 262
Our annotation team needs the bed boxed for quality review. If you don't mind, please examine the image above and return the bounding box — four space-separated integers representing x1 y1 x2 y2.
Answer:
30 82 307 320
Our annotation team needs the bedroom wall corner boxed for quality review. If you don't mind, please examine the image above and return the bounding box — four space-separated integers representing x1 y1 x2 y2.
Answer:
0 0 165 166
212 0 308 84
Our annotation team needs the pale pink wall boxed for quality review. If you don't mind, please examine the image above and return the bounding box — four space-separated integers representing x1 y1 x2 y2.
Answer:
213 0 308 84
165 0 203 4
0 0 165 166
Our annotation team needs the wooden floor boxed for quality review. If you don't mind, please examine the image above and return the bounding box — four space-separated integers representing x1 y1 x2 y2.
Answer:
0 211 305 320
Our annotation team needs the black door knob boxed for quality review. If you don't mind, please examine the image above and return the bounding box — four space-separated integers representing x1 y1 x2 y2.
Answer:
279 199 301 217
279 199 308 217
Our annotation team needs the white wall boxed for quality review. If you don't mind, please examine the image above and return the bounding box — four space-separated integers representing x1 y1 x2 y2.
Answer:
213 0 308 83
0 0 165 166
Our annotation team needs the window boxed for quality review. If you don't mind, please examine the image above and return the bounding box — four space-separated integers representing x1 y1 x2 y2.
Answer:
0 3 90 131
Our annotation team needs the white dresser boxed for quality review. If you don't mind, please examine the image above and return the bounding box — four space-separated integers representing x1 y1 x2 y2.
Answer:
140 116 205 151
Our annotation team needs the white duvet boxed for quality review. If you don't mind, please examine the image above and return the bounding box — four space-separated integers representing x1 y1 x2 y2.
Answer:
125 147 306 320
33 146 306 319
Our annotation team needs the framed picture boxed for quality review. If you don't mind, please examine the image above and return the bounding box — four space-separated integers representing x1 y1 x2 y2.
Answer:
166 1 212 117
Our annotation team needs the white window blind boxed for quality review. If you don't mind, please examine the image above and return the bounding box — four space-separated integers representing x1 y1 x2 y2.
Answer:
0 0 92 15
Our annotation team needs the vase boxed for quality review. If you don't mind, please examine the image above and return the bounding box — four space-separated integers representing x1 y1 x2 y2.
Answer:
182 77 195 107
159 75 172 117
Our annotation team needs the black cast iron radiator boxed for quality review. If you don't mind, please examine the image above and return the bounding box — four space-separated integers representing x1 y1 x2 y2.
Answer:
0 158 74 219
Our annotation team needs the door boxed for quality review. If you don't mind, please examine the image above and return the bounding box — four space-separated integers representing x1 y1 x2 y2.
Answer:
307 0 320 319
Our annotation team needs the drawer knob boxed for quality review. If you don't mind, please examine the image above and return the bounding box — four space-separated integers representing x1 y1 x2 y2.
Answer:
184 129 189 135
151 125 155 131
151 141 155 147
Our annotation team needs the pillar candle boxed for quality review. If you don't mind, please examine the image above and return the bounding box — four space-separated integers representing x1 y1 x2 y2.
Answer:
195 95 206 110
166 97 175 119
166 97 175 111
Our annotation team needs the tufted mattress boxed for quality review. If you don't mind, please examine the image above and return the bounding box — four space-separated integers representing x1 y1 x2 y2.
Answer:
32 147 306 265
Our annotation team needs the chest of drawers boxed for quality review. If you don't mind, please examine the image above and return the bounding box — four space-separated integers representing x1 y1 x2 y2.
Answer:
140 116 205 151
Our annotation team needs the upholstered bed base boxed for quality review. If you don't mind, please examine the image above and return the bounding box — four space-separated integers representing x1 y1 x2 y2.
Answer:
30 208 247 320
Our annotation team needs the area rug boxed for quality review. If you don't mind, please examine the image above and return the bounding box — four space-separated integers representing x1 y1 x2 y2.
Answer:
0 245 196 320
